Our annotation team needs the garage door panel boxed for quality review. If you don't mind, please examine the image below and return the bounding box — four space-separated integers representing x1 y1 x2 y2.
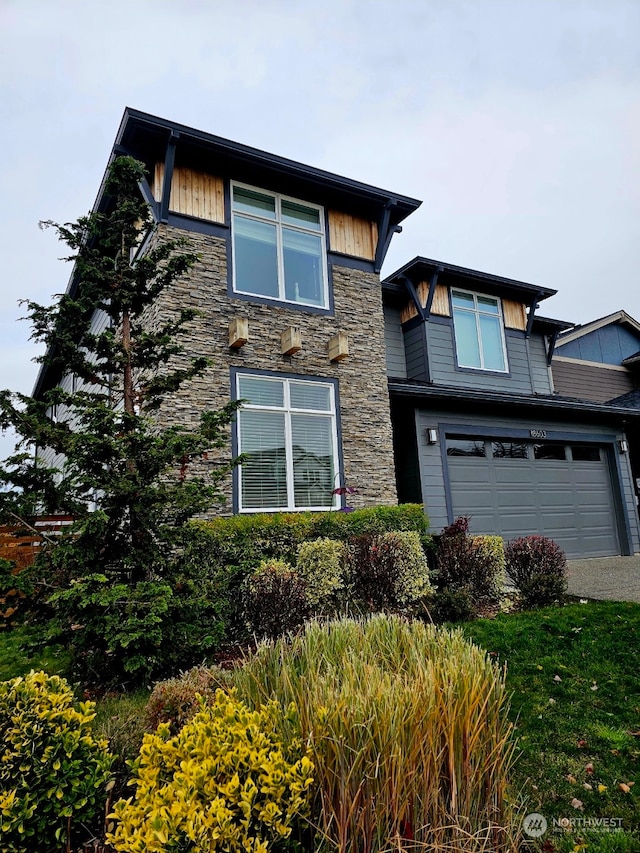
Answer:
445 438 619 558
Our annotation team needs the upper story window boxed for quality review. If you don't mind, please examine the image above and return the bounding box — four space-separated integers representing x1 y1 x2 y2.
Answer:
451 289 508 372
231 183 328 309
236 373 339 512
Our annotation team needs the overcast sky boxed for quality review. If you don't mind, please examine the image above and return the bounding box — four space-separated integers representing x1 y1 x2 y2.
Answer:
1 0 639 460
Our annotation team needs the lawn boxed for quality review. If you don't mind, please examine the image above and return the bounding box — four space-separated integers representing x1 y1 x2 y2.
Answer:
463 600 640 852
1 600 637 852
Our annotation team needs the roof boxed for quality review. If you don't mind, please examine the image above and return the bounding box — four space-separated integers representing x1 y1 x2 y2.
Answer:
388 379 640 421
383 256 557 304
556 310 640 348
116 108 422 228
606 388 640 410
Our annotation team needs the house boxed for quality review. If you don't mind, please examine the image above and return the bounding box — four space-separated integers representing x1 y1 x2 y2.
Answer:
33 108 422 514
552 310 640 404
32 109 640 559
550 310 640 523
382 259 640 558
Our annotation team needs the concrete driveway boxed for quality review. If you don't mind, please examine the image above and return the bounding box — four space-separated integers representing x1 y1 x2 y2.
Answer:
566 556 640 603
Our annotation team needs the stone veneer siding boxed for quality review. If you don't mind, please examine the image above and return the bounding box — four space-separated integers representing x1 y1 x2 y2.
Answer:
148 225 398 512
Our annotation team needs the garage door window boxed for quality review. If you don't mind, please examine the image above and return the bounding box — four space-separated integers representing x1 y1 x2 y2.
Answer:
446 437 486 457
492 440 528 458
534 444 566 460
571 445 600 462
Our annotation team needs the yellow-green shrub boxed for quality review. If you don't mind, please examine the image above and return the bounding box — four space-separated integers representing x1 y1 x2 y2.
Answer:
296 538 344 608
0 670 113 853
107 689 314 853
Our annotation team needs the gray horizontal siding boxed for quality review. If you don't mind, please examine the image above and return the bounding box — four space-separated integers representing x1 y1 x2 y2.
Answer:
403 325 428 381
552 360 635 403
428 321 543 393
412 407 639 555
528 335 552 394
383 306 406 378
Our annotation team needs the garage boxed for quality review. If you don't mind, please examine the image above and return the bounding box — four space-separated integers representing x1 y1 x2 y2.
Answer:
446 435 620 558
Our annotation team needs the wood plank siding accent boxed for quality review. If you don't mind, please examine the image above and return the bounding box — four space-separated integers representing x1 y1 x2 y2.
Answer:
328 211 378 260
152 163 225 222
502 299 527 331
400 282 450 324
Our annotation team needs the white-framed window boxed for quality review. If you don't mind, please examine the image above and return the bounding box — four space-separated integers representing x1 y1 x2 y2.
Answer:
236 373 339 512
451 289 508 372
231 183 328 309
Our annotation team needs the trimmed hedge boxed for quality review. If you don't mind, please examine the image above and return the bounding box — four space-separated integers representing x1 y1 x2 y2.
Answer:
184 504 429 575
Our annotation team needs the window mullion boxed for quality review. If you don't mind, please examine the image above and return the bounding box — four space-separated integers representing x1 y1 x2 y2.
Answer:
276 194 285 302
474 302 485 369
284 408 295 510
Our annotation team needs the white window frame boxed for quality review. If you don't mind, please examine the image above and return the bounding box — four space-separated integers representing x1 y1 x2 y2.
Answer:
231 182 329 309
451 288 509 372
236 373 340 512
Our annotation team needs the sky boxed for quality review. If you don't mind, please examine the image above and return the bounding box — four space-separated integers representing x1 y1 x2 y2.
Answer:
1 0 639 461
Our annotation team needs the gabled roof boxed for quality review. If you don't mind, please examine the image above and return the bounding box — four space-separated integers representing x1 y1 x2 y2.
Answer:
383 257 557 304
555 310 640 348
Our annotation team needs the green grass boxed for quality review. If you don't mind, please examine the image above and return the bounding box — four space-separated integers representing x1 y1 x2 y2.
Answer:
462 601 640 851
0 624 70 682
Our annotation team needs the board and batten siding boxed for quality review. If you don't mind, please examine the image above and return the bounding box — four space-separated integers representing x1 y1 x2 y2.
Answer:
153 163 225 223
383 305 406 378
327 211 378 261
412 407 640 555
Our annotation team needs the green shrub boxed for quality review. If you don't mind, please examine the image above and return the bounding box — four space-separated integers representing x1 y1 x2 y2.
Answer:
49 561 228 685
296 538 344 608
244 559 310 639
505 535 567 607
144 665 231 733
429 587 476 623
107 690 314 853
232 615 516 853
345 531 431 610
0 670 113 853
433 517 504 611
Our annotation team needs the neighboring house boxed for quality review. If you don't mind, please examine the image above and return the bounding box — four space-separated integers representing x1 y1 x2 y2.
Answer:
551 310 640 520
382 259 640 558
32 109 640 559
552 310 640 403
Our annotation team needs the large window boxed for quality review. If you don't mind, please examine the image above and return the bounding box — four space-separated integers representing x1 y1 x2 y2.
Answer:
231 184 328 308
451 289 508 372
236 373 339 512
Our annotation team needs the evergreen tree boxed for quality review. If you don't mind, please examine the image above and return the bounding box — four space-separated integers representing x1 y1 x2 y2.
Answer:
0 157 238 683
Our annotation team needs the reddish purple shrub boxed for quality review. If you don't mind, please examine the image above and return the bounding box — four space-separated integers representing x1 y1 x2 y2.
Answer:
505 535 567 608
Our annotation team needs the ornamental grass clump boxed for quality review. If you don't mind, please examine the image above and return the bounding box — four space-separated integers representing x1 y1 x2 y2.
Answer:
231 614 516 853
0 670 113 853
107 689 314 853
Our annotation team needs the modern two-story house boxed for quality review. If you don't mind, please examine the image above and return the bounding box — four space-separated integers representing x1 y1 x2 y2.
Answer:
32 109 640 559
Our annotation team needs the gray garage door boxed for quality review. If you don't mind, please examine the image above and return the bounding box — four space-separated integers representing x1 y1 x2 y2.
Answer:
446 436 619 558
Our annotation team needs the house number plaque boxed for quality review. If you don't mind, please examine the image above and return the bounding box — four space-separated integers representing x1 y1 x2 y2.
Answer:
530 429 547 439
